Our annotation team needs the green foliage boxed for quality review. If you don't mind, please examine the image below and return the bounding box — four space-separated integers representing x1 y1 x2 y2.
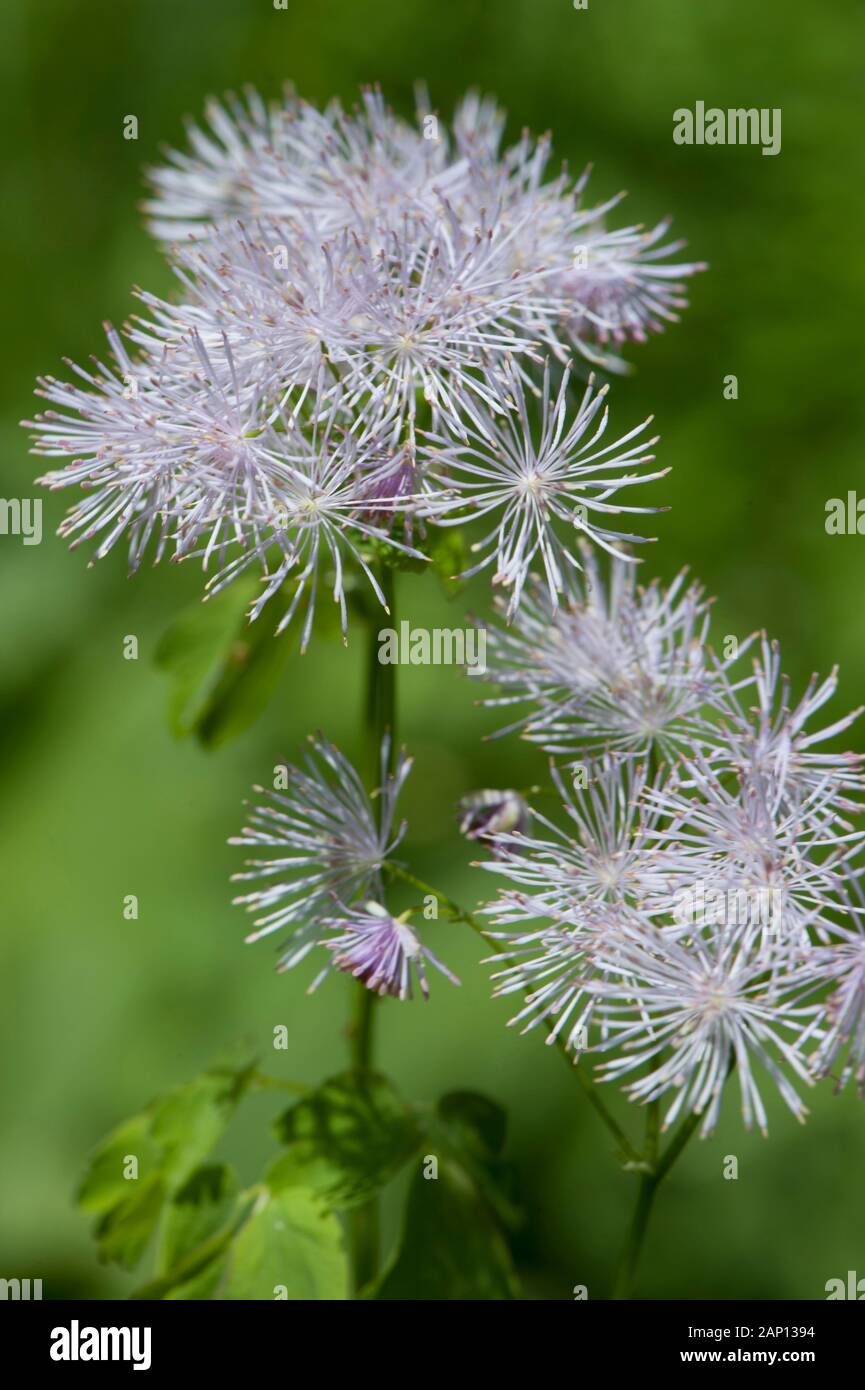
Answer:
269 1071 422 1209
156 1163 238 1278
154 578 295 747
435 1091 522 1229
90 1174 167 1273
221 1189 348 1300
354 527 468 597
77 1058 255 1270
374 1091 521 1300
79 1061 518 1299
132 1166 255 1300
375 1162 520 1300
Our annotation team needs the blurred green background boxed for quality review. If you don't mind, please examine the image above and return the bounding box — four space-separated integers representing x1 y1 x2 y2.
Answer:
2 0 864 1299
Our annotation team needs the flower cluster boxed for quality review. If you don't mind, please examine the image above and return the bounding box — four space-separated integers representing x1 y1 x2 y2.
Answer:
25 86 702 646
472 555 865 1134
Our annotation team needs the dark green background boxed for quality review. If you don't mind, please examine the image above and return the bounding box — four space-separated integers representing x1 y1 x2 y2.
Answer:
2 0 864 1298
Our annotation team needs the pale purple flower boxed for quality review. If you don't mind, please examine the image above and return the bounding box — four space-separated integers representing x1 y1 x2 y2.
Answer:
586 931 820 1136
644 759 865 959
478 757 668 919
475 758 667 1052
469 594 865 1129
483 899 632 1054
30 337 425 649
711 635 865 810
143 87 703 371
196 381 427 650
423 358 665 615
28 85 702 645
551 212 704 365
476 547 748 756
145 87 467 243
132 219 358 399
809 929 865 1096
313 901 460 999
230 734 410 971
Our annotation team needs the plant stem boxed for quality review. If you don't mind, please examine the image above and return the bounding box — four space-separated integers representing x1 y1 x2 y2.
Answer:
611 1103 701 1299
347 564 396 1296
347 978 378 1295
611 1166 659 1301
365 567 396 776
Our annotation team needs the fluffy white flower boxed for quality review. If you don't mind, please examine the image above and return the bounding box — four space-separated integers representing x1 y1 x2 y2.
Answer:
476 547 747 755
586 930 820 1136
424 359 665 614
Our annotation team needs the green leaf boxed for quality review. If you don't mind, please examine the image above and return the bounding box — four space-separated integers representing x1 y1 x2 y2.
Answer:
77 1058 256 1270
130 1186 258 1300
77 1114 162 1217
149 1063 255 1187
438 1091 507 1160
132 1171 257 1300
156 1163 238 1277
163 1259 228 1301
374 1089 522 1300
92 1173 166 1271
435 1090 522 1230
269 1071 421 1210
222 1189 348 1300
154 578 294 747
375 1157 520 1301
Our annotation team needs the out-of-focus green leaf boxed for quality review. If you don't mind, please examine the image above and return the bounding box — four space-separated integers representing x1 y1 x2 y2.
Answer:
77 1058 256 1270
269 1070 421 1209
435 1090 522 1230
222 1188 348 1300
156 1162 238 1277
374 1155 520 1300
374 1088 522 1300
132 1167 256 1300
77 1114 162 1217
92 1173 166 1272
438 1090 507 1160
154 577 294 747
148 1062 255 1186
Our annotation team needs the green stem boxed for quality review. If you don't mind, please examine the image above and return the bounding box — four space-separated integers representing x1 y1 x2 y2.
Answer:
611 1103 701 1299
347 980 378 1295
654 1108 702 1184
611 1046 734 1296
347 564 396 1297
611 1166 659 1301
386 863 643 1167
365 567 396 777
